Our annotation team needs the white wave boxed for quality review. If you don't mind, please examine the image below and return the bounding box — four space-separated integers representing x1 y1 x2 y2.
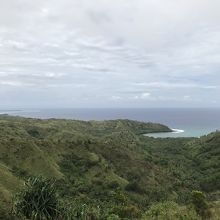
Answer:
171 128 185 134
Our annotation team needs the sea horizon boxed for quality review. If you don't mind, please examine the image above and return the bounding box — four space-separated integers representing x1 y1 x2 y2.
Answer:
1 107 220 138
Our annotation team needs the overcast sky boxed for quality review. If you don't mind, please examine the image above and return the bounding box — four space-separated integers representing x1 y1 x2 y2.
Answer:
0 0 220 108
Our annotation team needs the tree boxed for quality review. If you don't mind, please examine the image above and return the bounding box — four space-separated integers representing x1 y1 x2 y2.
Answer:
191 190 211 219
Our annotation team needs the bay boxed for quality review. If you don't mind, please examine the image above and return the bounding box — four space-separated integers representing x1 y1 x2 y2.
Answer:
1 108 220 138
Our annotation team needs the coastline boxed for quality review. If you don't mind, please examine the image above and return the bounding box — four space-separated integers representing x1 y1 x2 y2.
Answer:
171 128 185 134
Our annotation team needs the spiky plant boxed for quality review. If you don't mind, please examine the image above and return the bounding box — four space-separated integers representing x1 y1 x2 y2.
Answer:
13 176 60 220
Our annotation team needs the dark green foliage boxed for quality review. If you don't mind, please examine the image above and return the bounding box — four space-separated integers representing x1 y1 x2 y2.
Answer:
200 173 220 192
108 181 120 189
13 177 60 220
27 127 41 138
113 204 141 219
191 190 211 219
125 181 144 193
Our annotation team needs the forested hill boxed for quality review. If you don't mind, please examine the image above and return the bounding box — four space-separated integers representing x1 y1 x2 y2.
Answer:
0 115 219 219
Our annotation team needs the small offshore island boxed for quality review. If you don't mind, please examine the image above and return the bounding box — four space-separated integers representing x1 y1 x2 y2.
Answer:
0 114 219 219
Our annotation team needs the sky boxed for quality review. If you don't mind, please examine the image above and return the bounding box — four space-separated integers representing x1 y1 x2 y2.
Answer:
0 0 220 108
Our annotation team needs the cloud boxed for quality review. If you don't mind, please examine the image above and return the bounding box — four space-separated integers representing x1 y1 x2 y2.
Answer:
0 0 220 108
0 80 30 87
140 93 151 99
132 82 217 90
111 96 122 101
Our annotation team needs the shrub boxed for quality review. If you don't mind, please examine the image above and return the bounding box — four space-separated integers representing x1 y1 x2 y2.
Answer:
13 176 60 220
191 190 211 219
108 181 120 189
113 204 141 219
107 214 121 220
61 202 101 220
125 181 144 193
142 201 199 220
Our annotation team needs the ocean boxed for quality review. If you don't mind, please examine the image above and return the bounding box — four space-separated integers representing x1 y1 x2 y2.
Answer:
1 108 220 138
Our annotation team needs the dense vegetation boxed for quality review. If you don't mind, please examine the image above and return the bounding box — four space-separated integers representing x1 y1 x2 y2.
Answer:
0 115 219 219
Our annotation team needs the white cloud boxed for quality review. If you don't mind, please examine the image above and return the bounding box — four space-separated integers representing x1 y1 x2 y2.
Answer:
132 92 152 100
183 95 191 101
0 0 220 108
111 96 122 101
140 93 151 99
0 80 33 87
132 82 217 90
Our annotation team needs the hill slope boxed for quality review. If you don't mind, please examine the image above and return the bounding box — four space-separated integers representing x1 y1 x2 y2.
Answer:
0 115 219 219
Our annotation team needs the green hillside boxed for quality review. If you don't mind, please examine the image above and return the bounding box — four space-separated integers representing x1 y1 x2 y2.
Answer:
0 115 219 219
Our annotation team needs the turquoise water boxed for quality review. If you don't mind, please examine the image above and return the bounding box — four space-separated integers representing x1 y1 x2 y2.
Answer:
144 128 211 138
1 108 220 138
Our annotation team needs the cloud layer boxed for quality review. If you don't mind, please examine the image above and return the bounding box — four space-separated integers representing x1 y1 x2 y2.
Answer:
0 0 220 108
